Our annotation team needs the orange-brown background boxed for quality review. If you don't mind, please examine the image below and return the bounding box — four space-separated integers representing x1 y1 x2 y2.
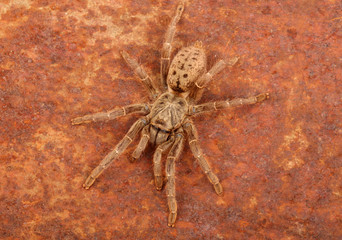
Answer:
0 0 341 239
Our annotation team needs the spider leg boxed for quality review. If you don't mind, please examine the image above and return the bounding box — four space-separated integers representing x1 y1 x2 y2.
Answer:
165 132 184 227
131 126 150 162
83 118 148 189
189 93 270 116
183 121 223 195
190 57 239 103
153 135 175 190
196 57 239 89
161 2 184 89
121 50 160 99
71 103 150 125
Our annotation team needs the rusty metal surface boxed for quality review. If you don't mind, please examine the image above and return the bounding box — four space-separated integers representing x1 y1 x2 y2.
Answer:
0 0 341 239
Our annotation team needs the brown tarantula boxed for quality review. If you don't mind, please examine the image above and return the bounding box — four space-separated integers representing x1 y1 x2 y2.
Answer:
72 2 269 227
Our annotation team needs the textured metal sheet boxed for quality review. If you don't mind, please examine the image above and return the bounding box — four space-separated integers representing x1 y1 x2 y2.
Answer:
0 0 341 239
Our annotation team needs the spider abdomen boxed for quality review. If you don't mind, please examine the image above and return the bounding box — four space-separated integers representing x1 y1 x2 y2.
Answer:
167 46 207 92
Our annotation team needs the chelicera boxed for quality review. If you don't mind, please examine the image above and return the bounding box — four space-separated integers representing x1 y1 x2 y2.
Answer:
72 2 269 227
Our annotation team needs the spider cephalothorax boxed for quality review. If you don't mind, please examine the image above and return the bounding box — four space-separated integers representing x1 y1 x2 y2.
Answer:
72 2 269 227
150 92 188 133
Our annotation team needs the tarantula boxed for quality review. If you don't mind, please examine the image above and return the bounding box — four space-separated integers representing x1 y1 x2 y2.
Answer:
72 2 269 227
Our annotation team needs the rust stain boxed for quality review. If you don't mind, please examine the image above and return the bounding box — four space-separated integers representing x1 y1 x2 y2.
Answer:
0 0 341 239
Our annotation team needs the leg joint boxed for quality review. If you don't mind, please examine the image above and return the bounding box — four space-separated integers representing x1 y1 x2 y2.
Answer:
156 147 163 152
195 81 204 89
214 102 218 110
125 135 133 142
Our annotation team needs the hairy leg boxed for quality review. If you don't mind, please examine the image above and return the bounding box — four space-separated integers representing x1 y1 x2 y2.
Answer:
183 121 223 195
160 2 184 89
196 57 239 89
121 50 160 99
153 136 175 190
190 57 239 103
189 93 269 116
71 103 150 125
165 132 184 227
83 118 148 189
131 126 150 162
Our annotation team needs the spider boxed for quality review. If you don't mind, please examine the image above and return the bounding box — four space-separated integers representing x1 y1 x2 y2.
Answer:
72 2 269 227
